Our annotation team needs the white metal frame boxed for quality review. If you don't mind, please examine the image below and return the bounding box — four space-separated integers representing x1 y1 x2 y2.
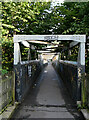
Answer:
13 35 86 66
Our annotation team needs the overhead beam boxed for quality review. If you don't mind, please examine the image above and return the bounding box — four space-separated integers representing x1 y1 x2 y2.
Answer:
36 47 58 51
44 46 58 49
37 51 59 53
21 40 59 48
28 40 60 45
36 48 55 51
42 53 58 55
14 35 86 43
44 47 58 49
37 50 52 53
28 40 51 45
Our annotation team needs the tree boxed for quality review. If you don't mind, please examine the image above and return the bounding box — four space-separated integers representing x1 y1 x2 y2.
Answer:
1 2 89 73
1 2 51 71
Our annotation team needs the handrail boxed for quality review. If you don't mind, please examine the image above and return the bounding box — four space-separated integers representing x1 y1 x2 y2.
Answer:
59 60 78 66
18 60 40 65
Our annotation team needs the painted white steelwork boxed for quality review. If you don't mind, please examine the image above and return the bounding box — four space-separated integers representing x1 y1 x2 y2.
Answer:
13 35 86 66
79 42 85 65
14 42 21 65
14 35 86 43
37 50 53 53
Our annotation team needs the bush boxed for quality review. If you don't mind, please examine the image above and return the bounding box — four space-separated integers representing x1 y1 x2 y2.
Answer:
2 39 14 71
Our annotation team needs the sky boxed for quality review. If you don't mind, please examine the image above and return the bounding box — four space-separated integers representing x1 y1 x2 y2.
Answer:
51 0 64 7
52 0 64 3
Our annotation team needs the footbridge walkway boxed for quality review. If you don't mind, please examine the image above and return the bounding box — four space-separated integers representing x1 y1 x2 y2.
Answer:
1 35 88 119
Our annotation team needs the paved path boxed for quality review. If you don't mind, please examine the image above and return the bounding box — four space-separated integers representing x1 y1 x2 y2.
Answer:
12 63 84 119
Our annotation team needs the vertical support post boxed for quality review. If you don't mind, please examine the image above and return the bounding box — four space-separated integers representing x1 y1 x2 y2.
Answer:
14 42 21 65
61 52 62 60
77 42 86 107
68 50 71 59
80 42 86 107
58 52 61 60
35 50 36 60
80 42 85 66
30 44 32 60
40 54 42 61
28 48 30 60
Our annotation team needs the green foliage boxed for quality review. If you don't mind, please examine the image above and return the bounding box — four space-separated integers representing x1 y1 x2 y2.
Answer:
1 2 89 73
2 39 14 71
1 69 8 75
52 2 89 73
2 2 51 35
2 2 51 71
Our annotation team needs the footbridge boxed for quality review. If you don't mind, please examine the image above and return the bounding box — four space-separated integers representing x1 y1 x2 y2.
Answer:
14 35 86 103
1 35 86 119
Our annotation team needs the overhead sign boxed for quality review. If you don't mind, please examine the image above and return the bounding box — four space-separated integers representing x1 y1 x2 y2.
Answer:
44 35 58 41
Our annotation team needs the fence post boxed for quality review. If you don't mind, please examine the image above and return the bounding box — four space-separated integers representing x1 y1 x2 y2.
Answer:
12 71 15 105
77 40 86 107
81 73 87 108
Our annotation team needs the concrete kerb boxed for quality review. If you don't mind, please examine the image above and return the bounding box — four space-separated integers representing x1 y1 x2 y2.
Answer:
5 62 45 120
81 109 89 120
0 102 19 120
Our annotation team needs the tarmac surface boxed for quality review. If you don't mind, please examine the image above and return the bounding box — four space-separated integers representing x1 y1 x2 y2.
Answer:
11 63 85 119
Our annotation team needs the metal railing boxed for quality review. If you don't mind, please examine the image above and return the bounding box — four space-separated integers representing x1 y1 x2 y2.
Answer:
52 60 80 103
14 60 43 102
52 60 89 108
